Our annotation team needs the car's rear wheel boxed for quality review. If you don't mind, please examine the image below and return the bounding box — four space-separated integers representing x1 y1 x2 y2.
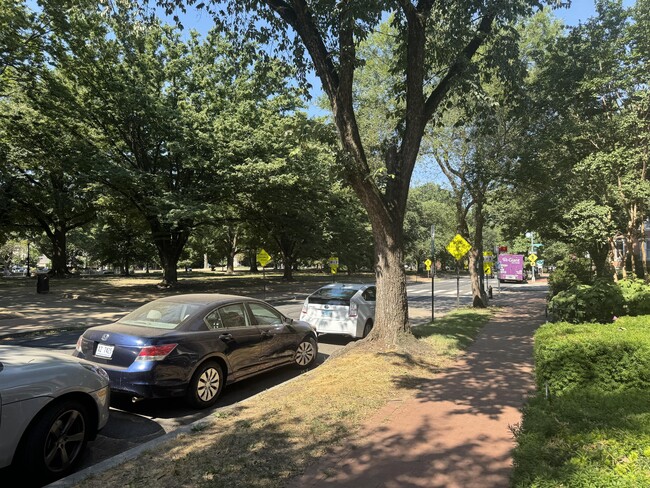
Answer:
362 320 373 338
186 361 224 409
17 399 90 485
293 337 317 369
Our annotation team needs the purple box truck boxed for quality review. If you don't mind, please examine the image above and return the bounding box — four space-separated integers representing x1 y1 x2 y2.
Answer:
497 254 525 283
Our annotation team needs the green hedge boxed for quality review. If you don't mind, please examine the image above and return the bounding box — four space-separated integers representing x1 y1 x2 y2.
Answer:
511 390 650 487
533 316 650 397
547 279 625 324
619 278 650 316
512 315 650 486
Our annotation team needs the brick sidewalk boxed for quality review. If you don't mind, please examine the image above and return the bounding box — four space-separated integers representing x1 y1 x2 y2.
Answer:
288 284 548 488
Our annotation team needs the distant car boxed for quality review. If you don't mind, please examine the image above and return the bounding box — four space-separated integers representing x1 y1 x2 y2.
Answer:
0 346 110 485
73 294 318 409
300 283 376 338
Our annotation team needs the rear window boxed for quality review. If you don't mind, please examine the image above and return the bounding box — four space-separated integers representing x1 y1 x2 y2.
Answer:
118 301 203 329
308 287 360 306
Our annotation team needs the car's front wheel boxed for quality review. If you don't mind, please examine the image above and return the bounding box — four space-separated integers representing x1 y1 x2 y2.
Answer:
293 337 317 369
17 399 91 485
186 361 224 409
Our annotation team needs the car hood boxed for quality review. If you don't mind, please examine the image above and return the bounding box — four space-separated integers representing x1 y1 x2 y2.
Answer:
0 345 109 405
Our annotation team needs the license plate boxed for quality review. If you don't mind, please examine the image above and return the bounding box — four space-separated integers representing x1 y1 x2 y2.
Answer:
321 310 332 317
95 343 114 359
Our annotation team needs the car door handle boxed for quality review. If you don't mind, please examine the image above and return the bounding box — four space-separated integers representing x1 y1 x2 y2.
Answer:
261 331 273 339
219 333 233 341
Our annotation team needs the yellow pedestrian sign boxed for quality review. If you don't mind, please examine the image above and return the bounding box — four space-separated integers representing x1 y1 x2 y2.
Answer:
446 234 471 261
424 259 432 271
257 249 271 267
328 256 339 274
528 253 538 265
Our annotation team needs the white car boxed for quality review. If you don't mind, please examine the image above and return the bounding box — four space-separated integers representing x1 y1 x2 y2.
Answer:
0 346 111 485
300 283 376 338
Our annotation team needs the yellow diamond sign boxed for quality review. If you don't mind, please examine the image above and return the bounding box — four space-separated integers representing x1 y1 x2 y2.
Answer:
257 249 271 267
446 234 472 261
528 253 538 264
424 258 432 271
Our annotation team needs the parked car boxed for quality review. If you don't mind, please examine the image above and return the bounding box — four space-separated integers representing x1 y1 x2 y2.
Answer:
73 294 318 409
300 283 376 339
0 346 110 485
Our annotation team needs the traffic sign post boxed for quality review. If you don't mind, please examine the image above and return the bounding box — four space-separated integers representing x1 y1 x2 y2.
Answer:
328 256 339 282
446 234 471 308
257 249 272 300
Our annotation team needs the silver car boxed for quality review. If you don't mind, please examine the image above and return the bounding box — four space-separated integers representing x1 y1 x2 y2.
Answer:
300 283 376 338
0 345 111 485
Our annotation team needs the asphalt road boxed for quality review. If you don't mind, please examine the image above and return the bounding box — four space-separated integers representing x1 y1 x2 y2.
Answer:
1 277 476 486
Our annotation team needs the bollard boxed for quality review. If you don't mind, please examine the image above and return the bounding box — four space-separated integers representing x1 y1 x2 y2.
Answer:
488 286 493 299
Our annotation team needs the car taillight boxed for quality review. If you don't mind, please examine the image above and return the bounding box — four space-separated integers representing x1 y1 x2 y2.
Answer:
135 344 177 361
349 302 358 317
75 336 83 353
301 300 308 315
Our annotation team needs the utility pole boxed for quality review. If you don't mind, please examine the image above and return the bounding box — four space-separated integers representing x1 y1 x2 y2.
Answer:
431 225 435 322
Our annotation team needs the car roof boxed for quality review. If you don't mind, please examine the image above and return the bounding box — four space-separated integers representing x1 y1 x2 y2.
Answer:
153 294 262 306
316 283 374 291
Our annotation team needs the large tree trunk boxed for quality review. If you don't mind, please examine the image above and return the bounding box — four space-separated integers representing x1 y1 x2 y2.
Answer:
470 197 488 307
590 242 611 279
149 220 190 286
248 248 259 273
224 226 238 275
48 227 68 276
367 214 409 344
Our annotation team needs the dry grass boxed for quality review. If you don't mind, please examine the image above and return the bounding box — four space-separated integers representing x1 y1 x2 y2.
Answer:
75 307 493 488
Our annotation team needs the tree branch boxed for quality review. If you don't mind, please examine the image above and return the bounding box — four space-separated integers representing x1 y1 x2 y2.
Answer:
423 11 496 121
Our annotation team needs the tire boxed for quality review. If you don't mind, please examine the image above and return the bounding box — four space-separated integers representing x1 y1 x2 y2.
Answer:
17 399 91 485
293 337 317 369
186 361 224 409
361 320 373 339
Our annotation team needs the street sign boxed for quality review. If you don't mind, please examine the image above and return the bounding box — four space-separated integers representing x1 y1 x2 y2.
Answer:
499 245 508 252
484 262 492 274
257 249 271 267
446 234 471 261
328 256 339 274
528 253 538 264
424 259 432 271
483 251 494 263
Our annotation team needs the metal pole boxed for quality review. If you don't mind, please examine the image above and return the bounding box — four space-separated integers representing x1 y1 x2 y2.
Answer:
262 266 266 301
26 241 30 277
531 232 536 283
456 261 460 308
431 225 435 323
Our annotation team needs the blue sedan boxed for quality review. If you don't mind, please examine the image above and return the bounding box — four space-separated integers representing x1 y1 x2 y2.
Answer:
73 294 318 409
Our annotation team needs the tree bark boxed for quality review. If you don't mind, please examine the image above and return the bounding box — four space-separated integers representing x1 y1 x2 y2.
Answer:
470 196 488 307
366 212 409 343
149 219 190 286
49 228 68 276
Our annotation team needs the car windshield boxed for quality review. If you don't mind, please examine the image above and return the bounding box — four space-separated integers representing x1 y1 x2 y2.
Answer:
118 301 204 329
308 286 361 305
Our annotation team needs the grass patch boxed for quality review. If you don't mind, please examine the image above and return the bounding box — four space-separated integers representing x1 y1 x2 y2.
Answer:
76 308 494 488
413 307 495 356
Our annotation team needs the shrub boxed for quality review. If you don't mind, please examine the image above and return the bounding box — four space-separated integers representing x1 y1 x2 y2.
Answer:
619 278 650 316
533 316 650 397
548 279 624 324
511 390 650 488
513 315 650 486
547 256 593 298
